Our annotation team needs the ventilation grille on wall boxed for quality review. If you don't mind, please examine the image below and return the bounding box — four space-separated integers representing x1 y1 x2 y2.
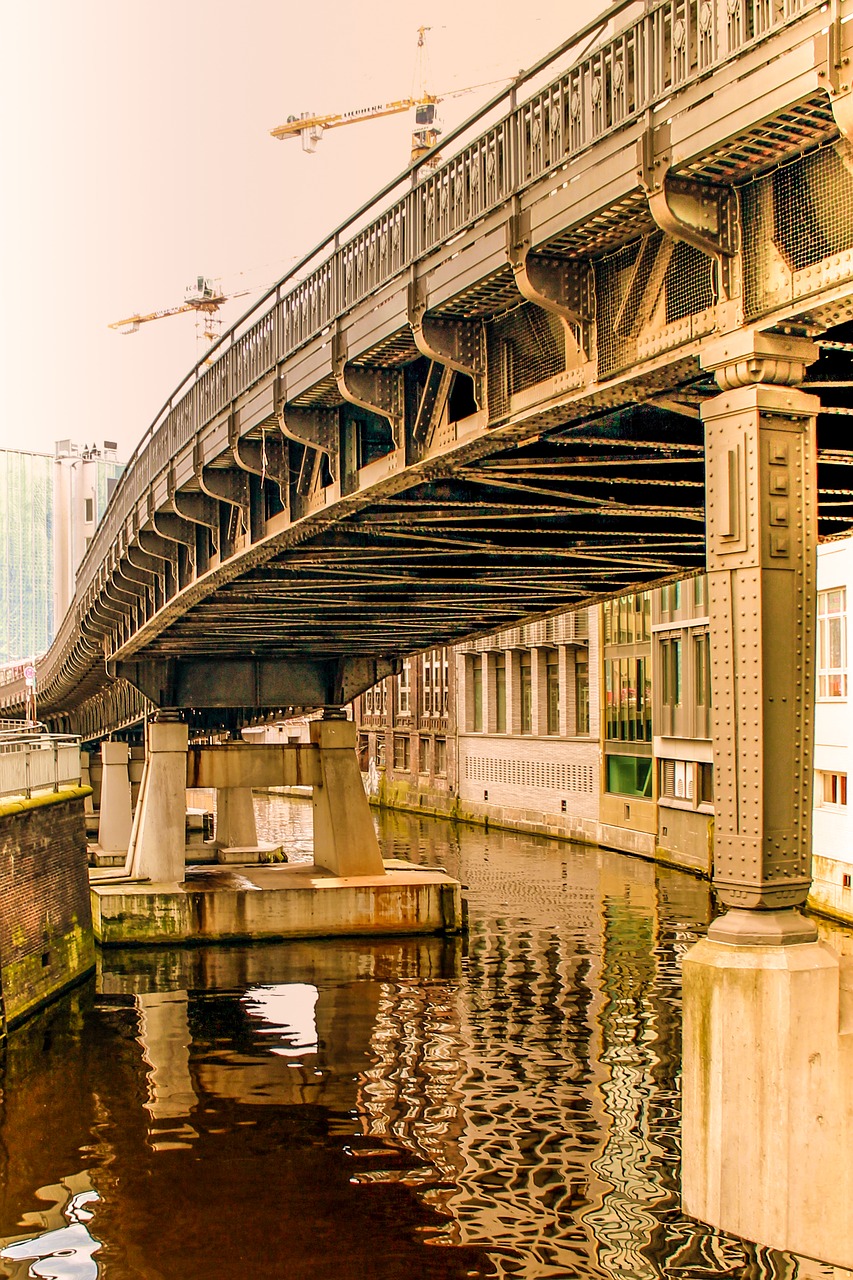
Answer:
465 756 595 793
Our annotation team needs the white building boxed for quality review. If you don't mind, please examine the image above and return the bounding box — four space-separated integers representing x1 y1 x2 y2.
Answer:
809 537 852 922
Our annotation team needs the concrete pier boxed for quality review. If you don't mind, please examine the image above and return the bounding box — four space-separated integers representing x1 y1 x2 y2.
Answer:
93 717 462 945
126 720 190 882
91 860 462 945
96 740 132 855
682 932 853 1267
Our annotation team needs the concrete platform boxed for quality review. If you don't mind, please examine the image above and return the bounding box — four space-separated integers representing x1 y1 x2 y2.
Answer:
90 861 463 946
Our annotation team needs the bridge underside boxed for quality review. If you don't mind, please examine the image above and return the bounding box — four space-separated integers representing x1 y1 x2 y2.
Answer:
113 384 848 709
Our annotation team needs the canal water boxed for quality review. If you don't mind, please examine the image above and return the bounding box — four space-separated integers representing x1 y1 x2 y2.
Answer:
0 799 848 1279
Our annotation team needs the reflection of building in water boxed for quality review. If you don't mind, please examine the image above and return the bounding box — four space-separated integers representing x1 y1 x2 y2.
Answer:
358 976 468 1202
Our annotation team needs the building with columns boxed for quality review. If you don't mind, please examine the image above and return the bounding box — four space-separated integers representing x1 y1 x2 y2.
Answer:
354 537 851 922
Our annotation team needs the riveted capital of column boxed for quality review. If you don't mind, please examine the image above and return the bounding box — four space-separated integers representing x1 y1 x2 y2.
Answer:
701 330 818 391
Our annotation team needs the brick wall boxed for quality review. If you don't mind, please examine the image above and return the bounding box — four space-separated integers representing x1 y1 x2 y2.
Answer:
0 791 95 1028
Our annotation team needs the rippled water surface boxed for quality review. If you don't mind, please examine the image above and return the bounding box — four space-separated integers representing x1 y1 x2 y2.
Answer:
0 800 847 1279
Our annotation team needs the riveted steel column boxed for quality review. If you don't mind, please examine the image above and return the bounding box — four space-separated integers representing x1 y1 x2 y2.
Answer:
700 332 819 944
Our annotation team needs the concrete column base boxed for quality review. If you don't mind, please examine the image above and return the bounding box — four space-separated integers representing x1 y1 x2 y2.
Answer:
682 935 853 1267
206 787 284 865
97 741 132 854
213 787 258 848
310 719 384 877
127 721 189 883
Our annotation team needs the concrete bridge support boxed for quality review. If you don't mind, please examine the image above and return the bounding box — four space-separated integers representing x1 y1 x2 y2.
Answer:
212 787 259 853
309 718 384 878
126 720 190 883
97 741 132 855
682 333 853 1266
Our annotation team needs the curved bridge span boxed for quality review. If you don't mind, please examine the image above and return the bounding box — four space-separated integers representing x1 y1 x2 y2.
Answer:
6 0 853 739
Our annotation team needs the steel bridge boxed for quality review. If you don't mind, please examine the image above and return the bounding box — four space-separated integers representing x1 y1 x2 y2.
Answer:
3 0 853 741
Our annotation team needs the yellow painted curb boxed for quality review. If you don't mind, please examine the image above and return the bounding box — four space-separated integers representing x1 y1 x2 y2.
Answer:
0 786 93 819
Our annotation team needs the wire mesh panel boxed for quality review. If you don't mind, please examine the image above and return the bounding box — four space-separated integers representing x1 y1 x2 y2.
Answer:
597 234 720 374
775 145 853 269
486 304 567 419
595 240 644 378
743 144 853 319
665 240 718 324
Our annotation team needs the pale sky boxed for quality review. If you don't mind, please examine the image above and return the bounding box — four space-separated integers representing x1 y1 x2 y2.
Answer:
0 1 603 461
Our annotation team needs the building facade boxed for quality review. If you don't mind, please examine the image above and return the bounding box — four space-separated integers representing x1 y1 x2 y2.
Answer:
355 538 851 914
0 450 54 664
0 441 123 664
810 537 852 923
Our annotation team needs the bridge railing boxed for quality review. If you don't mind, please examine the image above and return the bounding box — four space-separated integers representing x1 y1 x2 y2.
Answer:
0 734 82 802
66 0 822 662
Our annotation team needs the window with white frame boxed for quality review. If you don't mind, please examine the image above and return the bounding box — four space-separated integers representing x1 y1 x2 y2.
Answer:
397 660 410 716
817 771 848 807
818 589 847 698
422 649 447 716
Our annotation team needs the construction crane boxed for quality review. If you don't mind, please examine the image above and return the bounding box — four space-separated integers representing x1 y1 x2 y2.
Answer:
271 26 444 165
108 276 252 341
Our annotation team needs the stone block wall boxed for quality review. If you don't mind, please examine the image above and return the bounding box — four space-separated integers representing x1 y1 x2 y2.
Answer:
0 788 95 1028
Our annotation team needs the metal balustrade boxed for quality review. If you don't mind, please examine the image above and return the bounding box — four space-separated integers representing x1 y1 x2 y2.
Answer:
0 733 82 801
10 0 820 723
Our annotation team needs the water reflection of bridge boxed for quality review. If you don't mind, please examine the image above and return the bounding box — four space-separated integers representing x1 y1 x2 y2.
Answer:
0 810 825 1277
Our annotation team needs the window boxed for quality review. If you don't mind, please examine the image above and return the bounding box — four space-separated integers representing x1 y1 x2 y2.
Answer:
660 637 683 709
472 659 483 732
422 649 447 716
84 497 94 523
606 754 653 797
818 771 848 807
694 631 711 707
697 761 714 805
397 660 410 716
604 592 651 644
693 575 707 609
494 654 506 733
393 734 410 771
546 651 560 735
818 589 847 698
605 657 651 741
660 581 682 616
419 737 430 773
575 653 589 735
364 681 387 718
520 652 532 734
434 737 447 775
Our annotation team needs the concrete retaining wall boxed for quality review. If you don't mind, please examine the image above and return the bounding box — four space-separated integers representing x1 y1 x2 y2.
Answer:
0 787 96 1028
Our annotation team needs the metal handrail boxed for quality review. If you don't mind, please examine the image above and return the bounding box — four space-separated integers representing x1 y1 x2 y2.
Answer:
0 733 82 800
14 0 823 716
